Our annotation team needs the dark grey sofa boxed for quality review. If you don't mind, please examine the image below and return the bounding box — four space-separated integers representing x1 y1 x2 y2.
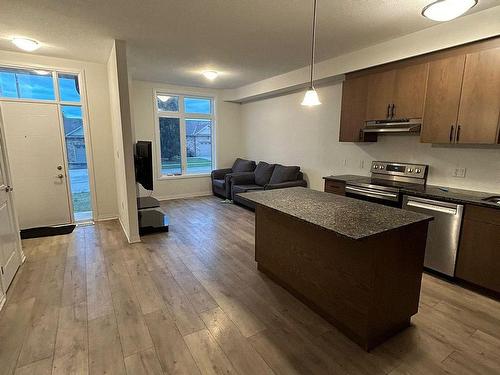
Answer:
211 158 256 199
231 162 307 209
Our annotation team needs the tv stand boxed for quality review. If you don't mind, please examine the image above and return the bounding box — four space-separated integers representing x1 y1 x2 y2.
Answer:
137 197 169 235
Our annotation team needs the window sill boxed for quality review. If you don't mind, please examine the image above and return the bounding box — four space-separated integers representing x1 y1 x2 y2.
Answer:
158 173 211 181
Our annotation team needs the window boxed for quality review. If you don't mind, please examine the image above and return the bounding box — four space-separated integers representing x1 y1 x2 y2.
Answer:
0 67 55 100
58 73 81 102
156 93 214 177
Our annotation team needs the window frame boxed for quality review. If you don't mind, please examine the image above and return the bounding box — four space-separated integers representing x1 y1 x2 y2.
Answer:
154 91 215 180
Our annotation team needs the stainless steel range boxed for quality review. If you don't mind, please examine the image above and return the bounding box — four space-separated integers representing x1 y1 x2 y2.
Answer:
345 161 464 277
344 161 428 207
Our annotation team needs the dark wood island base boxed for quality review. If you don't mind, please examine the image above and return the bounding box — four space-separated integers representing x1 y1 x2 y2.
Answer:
255 204 430 351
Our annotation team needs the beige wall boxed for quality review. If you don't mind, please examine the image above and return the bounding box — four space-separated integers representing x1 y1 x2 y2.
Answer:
131 80 242 200
240 83 500 194
0 49 118 220
106 41 140 242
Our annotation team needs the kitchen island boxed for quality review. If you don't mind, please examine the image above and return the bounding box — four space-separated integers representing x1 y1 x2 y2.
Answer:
238 187 432 350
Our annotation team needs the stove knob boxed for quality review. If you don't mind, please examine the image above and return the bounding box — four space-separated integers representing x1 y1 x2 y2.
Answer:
380 165 385 170
374 165 379 169
407 168 413 173
415 168 421 173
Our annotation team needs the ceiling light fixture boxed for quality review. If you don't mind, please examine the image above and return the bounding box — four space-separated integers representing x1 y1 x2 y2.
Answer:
422 0 478 21
12 37 40 52
302 0 321 106
202 70 218 80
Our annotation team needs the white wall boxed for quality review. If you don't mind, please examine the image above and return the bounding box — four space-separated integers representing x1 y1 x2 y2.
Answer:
107 41 140 243
0 49 118 220
132 80 242 200
240 84 500 194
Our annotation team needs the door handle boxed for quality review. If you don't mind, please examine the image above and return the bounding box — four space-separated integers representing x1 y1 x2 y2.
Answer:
4 186 13 192
449 125 454 143
56 174 64 179
456 125 461 143
386 104 391 119
390 104 395 119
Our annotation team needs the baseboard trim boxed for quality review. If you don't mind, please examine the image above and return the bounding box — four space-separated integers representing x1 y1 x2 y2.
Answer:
95 215 119 222
154 191 212 201
0 293 6 312
117 217 141 244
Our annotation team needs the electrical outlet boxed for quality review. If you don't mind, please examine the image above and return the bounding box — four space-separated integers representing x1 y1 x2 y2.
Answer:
452 167 466 178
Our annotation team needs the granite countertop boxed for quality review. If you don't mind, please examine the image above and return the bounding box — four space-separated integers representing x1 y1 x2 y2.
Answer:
324 174 500 210
238 187 432 240
400 185 500 210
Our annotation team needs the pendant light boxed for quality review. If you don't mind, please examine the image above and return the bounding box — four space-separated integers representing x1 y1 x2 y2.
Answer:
301 0 321 106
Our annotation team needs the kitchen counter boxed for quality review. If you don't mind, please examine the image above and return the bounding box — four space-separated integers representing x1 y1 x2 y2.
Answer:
239 187 432 240
324 175 500 210
239 186 431 350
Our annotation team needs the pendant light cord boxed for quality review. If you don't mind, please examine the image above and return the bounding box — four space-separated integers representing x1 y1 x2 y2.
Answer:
309 0 318 89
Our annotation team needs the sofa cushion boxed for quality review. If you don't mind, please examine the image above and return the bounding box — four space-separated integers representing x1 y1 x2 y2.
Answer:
232 184 264 195
212 179 225 189
232 158 256 173
269 165 300 184
254 162 275 186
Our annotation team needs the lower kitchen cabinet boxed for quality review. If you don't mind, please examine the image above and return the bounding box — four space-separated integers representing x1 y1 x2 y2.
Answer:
324 179 346 195
456 205 500 293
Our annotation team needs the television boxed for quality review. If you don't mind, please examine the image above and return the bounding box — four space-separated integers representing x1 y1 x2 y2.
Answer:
134 141 153 191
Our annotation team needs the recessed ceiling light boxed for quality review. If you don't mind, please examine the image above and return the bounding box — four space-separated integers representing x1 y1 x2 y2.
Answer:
422 0 478 22
12 37 40 52
202 71 218 80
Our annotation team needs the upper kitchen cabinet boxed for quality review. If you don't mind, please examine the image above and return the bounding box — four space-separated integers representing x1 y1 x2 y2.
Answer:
392 63 429 119
456 47 500 144
339 76 376 142
421 55 466 143
365 63 428 121
422 46 500 145
365 70 396 120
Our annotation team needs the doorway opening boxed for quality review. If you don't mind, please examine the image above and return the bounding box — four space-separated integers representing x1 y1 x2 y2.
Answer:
0 67 95 226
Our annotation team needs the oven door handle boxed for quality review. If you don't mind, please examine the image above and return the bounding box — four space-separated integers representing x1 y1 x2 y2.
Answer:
345 186 399 201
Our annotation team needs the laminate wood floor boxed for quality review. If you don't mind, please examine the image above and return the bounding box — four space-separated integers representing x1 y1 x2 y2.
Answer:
1 196 500 375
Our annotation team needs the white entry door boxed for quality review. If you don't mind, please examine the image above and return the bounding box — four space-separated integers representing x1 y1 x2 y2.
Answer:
0 102 72 229
0 109 23 291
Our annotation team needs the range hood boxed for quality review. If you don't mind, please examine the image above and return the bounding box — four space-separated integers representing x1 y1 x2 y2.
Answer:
363 118 421 133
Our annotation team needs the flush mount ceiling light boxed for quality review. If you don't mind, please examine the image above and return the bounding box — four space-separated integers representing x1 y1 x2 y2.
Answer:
12 37 40 52
422 0 478 21
202 70 218 80
301 0 321 106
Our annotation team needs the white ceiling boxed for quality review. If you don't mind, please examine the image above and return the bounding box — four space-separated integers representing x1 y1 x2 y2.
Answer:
0 0 498 89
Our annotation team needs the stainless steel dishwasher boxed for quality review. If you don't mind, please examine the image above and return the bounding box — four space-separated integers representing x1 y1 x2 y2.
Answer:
402 195 464 276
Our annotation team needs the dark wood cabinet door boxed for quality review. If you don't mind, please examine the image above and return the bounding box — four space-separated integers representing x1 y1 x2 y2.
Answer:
339 76 376 142
324 180 345 195
392 63 429 119
457 47 500 144
456 205 500 293
421 55 466 144
365 70 395 121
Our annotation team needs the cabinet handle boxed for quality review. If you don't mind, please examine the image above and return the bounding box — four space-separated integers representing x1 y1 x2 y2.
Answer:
449 125 454 143
391 104 395 119
456 125 461 143
386 104 391 119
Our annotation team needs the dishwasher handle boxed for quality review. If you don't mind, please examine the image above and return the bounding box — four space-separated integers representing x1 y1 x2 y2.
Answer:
405 200 459 215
